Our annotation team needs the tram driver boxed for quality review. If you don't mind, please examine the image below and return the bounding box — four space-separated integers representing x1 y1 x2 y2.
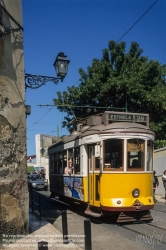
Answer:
64 158 73 175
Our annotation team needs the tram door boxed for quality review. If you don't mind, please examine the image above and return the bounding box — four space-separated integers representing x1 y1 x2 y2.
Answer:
88 145 100 207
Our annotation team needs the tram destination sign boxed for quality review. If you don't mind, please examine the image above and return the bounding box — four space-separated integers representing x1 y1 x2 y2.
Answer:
108 113 148 124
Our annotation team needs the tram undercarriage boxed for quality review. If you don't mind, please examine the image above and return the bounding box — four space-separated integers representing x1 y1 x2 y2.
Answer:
84 200 153 223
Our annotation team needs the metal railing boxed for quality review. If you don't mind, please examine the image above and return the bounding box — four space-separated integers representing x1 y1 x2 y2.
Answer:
29 192 92 249
31 190 41 220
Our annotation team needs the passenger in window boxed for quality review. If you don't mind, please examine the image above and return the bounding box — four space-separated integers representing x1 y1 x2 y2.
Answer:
64 158 73 175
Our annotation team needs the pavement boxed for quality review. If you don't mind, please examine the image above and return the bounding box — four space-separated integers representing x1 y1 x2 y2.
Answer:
155 194 166 203
1 207 84 250
154 177 166 203
1 180 165 250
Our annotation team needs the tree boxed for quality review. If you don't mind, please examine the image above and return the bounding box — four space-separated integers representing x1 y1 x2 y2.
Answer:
53 40 166 146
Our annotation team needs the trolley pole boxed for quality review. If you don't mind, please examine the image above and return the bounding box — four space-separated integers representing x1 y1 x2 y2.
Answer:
39 194 41 220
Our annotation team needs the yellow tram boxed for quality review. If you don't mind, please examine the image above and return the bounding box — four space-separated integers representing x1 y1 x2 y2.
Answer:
48 111 155 222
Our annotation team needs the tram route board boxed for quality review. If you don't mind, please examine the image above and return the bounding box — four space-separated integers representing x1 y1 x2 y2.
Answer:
102 112 149 126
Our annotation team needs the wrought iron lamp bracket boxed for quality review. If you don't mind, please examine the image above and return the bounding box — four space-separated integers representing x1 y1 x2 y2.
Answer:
25 74 63 89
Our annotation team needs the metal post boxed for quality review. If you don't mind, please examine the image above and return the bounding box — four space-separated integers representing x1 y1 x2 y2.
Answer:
31 190 33 213
84 219 92 250
38 241 48 250
62 210 68 244
39 194 41 220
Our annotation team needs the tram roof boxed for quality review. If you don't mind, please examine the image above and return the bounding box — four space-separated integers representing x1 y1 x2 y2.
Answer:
80 122 154 136
88 122 151 131
48 121 154 149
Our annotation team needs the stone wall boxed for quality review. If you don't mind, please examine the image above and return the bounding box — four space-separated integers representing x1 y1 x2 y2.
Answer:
0 0 29 241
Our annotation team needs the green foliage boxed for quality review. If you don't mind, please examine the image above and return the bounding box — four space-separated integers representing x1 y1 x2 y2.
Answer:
27 166 34 173
53 40 166 143
154 140 166 149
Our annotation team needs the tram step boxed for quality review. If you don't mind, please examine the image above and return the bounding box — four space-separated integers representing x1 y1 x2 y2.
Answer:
84 206 103 218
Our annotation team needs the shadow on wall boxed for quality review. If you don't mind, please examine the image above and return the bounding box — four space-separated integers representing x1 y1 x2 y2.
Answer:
0 0 23 80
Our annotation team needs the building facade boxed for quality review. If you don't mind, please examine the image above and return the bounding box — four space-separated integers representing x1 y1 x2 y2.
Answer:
0 0 28 239
35 134 61 182
154 147 166 176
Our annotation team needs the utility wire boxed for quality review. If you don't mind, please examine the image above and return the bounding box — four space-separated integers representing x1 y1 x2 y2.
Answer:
27 107 53 129
37 104 125 110
27 1 159 131
117 0 159 43
72 79 80 86
27 79 80 131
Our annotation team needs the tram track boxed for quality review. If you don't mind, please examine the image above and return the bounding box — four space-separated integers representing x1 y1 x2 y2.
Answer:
31 191 166 249
138 220 166 233
152 204 166 213
119 220 166 246
152 209 166 214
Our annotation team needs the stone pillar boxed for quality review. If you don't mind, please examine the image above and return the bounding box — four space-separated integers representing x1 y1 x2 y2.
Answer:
0 0 29 241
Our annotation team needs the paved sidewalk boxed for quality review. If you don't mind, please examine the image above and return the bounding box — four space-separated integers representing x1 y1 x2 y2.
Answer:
155 178 166 203
155 194 166 203
1 192 165 250
1 209 84 250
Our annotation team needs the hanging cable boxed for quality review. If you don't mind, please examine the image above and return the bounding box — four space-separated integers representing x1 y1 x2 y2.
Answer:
117 0 159 43
27 107 53 129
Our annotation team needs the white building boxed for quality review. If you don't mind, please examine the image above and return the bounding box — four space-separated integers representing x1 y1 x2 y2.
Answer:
35 134 60 184
154 147 166 176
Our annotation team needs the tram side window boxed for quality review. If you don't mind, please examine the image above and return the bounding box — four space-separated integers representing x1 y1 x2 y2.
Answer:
127 139 144 170
53 153 58 174
64 149 74 175
63 150 67 173
89 147 93 171
95 157 100 169
95 144 100 169
147 140 153 171
74 147 80 174
104 139 123 170
68 148 73 169
58 152 63 174
50 154 54 174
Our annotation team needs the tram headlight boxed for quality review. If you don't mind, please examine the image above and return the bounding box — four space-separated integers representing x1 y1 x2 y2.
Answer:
132 189 140 198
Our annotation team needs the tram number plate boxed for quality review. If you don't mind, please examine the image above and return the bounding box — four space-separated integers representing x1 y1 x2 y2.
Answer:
136 116 146 122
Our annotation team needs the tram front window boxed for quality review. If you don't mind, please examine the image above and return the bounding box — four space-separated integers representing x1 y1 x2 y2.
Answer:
104 139 123 170
127 139 144 170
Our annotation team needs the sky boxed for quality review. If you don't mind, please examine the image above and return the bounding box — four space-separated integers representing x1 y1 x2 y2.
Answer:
22 0 166 157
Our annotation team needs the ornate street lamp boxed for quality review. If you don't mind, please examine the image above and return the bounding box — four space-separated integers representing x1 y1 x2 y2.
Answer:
25 52 70 89
53 52 70 79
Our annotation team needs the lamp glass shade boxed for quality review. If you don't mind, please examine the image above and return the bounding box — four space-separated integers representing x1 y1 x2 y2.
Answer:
53 52 70 78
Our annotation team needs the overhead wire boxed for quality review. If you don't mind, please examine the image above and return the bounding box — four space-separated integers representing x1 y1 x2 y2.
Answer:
117 0 159 43
27 107 54 129
28 1 159 132
27 78 80 130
